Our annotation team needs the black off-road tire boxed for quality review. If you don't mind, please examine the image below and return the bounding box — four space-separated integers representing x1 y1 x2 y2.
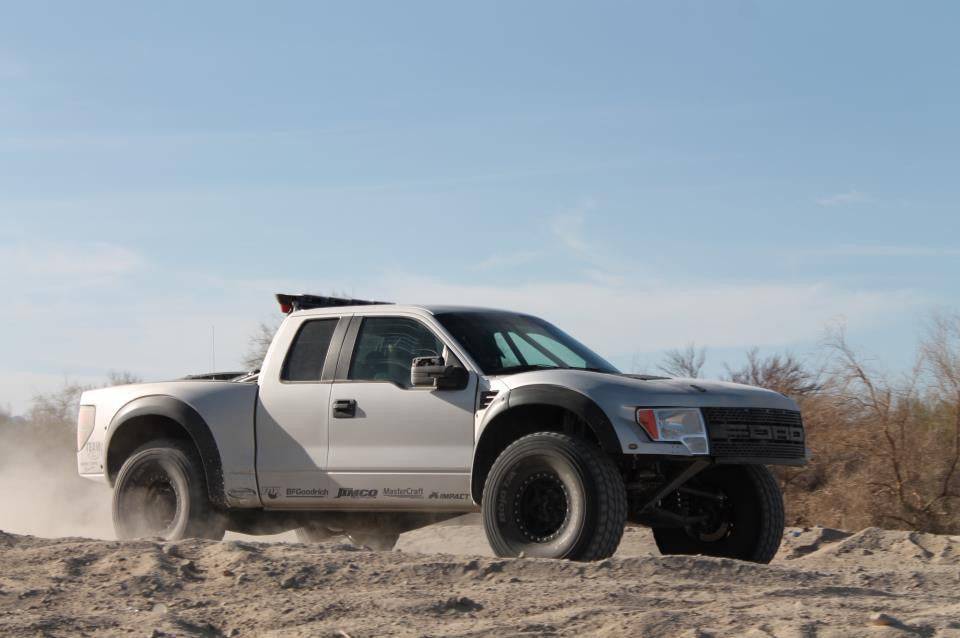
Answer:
112 439 226 541
652 464 784 563
482 432 627 561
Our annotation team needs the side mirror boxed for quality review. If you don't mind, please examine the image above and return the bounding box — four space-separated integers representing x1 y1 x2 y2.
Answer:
411 356 469 390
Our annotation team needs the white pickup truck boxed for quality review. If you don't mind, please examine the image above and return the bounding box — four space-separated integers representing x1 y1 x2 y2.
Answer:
77 294 806 562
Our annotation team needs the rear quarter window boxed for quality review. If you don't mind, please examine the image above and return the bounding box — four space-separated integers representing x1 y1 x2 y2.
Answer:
281 319 338 382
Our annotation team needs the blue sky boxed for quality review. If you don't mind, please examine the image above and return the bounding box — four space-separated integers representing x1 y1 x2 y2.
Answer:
1 1 958 413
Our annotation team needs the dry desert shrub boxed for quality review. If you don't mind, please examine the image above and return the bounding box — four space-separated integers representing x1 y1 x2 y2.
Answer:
729 316 960 534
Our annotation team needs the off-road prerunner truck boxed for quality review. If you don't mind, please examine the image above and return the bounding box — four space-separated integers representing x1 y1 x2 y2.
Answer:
77 294 807 563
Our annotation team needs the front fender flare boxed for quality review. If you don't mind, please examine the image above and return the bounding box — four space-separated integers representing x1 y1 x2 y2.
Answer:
471 384 622 501
503 384 622 452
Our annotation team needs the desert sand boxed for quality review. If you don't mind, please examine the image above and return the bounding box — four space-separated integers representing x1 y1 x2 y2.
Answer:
1 516 959 637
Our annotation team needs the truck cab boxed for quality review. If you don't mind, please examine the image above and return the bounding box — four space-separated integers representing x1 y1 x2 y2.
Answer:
254 303 480 510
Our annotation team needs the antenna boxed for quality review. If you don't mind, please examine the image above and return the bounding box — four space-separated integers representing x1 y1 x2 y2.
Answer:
211 325 216 372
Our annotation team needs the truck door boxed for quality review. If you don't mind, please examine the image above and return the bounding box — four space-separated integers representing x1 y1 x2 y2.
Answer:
255 315 348 507
326 315 476 507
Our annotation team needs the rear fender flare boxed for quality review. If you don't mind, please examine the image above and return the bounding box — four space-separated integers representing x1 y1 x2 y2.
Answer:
106 395 226 508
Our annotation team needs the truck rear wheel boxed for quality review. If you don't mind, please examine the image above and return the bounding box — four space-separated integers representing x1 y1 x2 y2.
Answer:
113 439 225 541
482 432 626 561
652 464 783 563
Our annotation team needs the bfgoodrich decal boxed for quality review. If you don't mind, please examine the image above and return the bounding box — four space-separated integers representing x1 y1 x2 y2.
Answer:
286 487 329 498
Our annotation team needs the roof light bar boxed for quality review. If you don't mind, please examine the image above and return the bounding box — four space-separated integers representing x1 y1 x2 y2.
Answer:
275 293 394 314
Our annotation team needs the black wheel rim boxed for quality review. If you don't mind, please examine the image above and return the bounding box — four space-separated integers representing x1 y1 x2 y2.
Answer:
514 471 570 543
676 486 733 543
127 465 179 536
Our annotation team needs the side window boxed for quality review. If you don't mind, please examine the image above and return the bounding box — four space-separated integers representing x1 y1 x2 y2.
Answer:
281 319 339 382
348 317 444 387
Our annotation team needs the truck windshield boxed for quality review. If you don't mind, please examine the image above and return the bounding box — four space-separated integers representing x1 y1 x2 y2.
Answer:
434 311 619 376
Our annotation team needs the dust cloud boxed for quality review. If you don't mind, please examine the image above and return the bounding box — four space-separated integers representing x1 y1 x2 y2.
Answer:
0 418 114 539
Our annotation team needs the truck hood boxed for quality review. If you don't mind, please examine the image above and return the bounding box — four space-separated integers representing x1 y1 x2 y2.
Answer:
498 370 798 411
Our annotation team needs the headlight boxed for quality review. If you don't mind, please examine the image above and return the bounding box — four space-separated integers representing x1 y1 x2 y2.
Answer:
636 407 708 454
77 405 96 451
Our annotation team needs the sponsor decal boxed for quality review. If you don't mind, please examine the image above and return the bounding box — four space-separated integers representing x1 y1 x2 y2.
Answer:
335 487 378 499
428 491 470 501
79 441 103 461
264 487 281 500
382 487 424 499
286 487 329 498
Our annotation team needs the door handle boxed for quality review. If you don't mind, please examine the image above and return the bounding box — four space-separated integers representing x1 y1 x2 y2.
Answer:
333 399 357 418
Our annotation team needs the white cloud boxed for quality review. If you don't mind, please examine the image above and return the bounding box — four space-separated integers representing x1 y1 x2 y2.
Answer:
816 189 870 207
551 211 595 255
0 240 144 284
549 199 613 257
475 200 641 278
382 206 926 359
474 251 542 271
0 56 27 79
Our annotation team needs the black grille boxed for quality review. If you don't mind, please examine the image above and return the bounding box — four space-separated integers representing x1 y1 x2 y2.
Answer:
703 407 805 460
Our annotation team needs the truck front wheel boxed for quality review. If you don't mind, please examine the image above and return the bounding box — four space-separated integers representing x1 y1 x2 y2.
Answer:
113 439 225 541
482 432 627 561
652 464 784 563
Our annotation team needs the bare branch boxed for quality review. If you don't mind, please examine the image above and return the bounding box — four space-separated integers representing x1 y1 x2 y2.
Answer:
242 320 281 371
725 348 821 397
657 343 706 379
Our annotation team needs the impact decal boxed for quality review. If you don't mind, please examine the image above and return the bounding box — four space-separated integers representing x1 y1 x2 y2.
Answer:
428 491 470 500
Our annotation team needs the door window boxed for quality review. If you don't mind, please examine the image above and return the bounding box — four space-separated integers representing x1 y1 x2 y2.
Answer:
281 319 339 382
348 317 444 387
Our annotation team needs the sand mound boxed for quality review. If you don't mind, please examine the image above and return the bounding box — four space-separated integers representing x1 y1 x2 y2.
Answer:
2 523 960 637
795 526 960 566
397 517 863 563
396 515 661 559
